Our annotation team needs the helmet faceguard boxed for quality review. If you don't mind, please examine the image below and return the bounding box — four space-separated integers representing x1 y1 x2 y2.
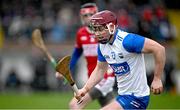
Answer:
90 10 117 35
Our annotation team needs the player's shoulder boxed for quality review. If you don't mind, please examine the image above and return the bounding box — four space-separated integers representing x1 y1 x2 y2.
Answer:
77 26 87 34
116 29 129 39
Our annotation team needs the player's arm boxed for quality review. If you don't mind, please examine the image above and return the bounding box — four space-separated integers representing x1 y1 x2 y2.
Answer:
85 61 108 90
75 45 108 100
142 38 165 79
142 38 165 94
123 33 165 80
123 33 165 94
82 44 109 93
75 61 108 100
70 47 83 71
70 30 83 73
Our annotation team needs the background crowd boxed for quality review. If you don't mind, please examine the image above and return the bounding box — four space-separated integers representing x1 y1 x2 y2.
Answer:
0 0 180 94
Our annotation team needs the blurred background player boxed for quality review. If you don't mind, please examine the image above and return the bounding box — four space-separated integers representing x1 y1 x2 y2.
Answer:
56 3 115 109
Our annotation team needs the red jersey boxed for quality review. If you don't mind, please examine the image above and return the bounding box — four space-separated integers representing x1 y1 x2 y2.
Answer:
75 26 114 78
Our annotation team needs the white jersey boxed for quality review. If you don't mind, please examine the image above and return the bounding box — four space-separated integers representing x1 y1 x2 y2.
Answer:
98 29 150 97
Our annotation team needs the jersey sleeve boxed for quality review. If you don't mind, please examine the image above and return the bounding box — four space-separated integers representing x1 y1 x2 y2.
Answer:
70 47 83 72
97 45 106 62
75 30 82 48
122 33 145 53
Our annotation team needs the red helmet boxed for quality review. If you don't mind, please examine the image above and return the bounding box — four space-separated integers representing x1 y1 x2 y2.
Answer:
80 3 98 15
80 3 98 26
90 10 117 27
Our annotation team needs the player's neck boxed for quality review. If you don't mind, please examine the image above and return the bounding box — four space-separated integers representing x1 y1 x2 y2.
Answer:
109 35 114 44
85 26 93 34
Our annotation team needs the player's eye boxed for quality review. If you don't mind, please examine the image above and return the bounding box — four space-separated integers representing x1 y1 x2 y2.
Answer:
99 26 106 31
83 13 94 17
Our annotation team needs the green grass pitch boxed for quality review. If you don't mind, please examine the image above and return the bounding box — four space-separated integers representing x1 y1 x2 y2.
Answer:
0 91 179 109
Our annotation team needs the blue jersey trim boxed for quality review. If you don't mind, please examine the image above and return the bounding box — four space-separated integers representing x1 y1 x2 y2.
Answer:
122 33 145 53
70 48 83 72
97 45 106 62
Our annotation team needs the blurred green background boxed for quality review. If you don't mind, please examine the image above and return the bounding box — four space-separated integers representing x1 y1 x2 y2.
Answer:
0 92 179 109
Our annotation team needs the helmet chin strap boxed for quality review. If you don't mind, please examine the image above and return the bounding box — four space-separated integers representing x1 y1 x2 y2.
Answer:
103 23 115 44
97 23 116 44
98 34 113 44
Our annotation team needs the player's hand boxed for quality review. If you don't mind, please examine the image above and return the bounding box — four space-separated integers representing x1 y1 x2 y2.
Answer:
55 72 68 85
74 87 88 101
55 72 63 79
151 77 163 95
